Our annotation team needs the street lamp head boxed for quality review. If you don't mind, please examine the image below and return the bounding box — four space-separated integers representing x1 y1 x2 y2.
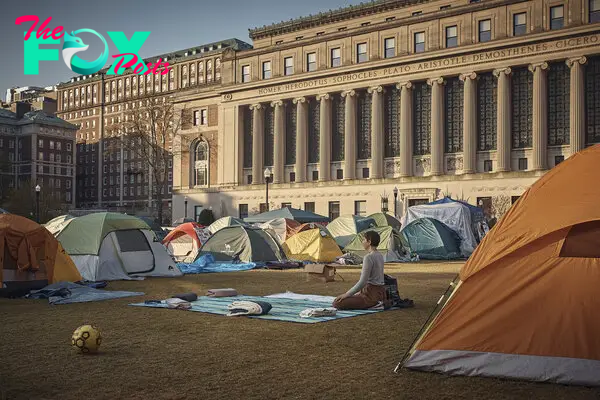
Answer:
263 167 272 179
184 195 188 202
393 186 398 196
35 185 41 192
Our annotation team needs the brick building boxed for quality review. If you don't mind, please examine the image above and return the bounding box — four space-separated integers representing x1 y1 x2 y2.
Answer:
56 38 251 222
0 102 77 209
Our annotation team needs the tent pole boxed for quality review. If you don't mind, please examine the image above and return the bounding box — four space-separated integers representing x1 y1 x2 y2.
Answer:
394 273 459 373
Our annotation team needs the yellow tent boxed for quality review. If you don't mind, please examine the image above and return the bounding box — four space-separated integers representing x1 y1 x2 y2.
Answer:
0 214 82 294
282 229 342 262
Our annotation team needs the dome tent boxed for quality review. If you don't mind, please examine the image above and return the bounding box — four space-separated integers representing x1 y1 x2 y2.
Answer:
198 226 284 263
0 215 81 297
402 145 600 386
343 226 408 262
282 229 342 263
368 212 401 231
162 222 211 262
207 216 246 234
243 206 329 224
400 218 462 260
256 218 301 244
56 212 181 281
327 215 376 248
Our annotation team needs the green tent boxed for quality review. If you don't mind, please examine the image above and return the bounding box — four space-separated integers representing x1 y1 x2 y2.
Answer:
243 206 329 224
400 218 462 260
368 212 401 231
198 226 285 262
208 216 246 234
327 215 376 248
57 212 150 255
344 226 408 262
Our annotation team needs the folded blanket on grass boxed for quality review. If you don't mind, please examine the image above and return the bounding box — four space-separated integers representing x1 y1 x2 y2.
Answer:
207 288 238 297
266 291 336 304
177 261 257 274
299 308 337 318
227 300 272 316
27 282 144 305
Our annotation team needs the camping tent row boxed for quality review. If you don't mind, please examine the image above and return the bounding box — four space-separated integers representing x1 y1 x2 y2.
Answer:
401 144 600 386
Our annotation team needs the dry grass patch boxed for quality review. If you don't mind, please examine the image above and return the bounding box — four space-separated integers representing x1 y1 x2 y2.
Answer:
0 262 598 400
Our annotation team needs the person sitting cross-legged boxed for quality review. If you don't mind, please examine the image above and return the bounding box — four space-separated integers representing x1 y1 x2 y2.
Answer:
333 230 385 310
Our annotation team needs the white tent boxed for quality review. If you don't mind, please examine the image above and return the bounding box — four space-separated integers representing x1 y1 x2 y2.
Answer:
400 202 477 257
44 214 75 236
56 212 182 281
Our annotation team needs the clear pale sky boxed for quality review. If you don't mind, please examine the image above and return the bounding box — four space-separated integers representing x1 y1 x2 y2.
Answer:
2 0 357 100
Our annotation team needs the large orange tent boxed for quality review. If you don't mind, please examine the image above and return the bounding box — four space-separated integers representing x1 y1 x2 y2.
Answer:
0 214 82 296
402 145 600 386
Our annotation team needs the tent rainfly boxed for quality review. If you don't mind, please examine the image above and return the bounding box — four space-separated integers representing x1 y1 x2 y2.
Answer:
343 226 407 262
198 226 285 263
400 218 462 260
243 207 330 224
282 228 342 262
368 213 402 231
327 215 376 248
1 214 82 297
401 145 600 386
44 214 76 236
162 222 211 262
257 218 301 244
207 216 246 234
56 212 182 281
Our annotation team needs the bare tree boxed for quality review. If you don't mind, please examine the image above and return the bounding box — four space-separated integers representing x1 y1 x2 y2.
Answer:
2 180 64 223
106 96 183 224
491 193 512 220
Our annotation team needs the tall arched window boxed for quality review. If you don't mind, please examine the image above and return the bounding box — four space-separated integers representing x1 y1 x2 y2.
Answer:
207 60 213 83
193 140 209 187
215 58 221 81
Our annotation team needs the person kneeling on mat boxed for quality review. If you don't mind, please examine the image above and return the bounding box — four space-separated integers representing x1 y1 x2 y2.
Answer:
333 231 385 310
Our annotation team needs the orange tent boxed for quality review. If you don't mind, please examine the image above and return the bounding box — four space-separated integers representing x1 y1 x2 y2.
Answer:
292 222 328 235
162 222 210 262
0 214 82 296
402 145 600 386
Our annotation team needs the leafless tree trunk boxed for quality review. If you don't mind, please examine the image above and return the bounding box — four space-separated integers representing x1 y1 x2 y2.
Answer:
106 96 183 224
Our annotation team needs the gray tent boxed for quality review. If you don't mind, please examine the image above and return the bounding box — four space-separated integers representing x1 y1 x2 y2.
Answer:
198 226 285 263
401 218 462 260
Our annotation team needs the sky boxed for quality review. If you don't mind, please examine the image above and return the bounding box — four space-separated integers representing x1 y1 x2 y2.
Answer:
1 0 357 101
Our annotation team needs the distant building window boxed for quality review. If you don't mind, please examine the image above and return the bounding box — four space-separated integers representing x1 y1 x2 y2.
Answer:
446 25 458 48
328 201 340 220
386 17 396 22
312 170 319 181
440 5 451 10
241 65 250 83
513 13 527 36
484 159 493 172
331 48 341 67
262 61 272 79
354 200 367 217
555 155 565 165
412 11 422 16
336 169 343 179
304 202 315 212
591 0 600 23
316 31 325 36
362 167 370 178
384 37 395 58
550 6 564 30
479 19 492 42
281 202 292 208
284 57 294 76
290 172 296 182
357 43 368 63
518 157 528 170
239 204 248 219
414 32 425 53
306 52 317 72
38 139 44 148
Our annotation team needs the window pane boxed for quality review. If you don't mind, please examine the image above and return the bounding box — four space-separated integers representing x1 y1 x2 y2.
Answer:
480 31 491 42
308 53 316 62
415 32 425 43
446 26 457 37
551 5 564 18
592 0 600 11
480 19 491 31
358 43 366 53
514 12 526 25
415 42 425 53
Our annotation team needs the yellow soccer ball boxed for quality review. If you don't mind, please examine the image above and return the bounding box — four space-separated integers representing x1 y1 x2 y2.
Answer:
71 325 102 354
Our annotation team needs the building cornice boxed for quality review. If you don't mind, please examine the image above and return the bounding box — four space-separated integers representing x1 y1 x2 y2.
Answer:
248 0 528 43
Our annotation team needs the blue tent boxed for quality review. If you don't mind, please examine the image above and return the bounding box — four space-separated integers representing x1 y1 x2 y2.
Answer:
428 197 485 222
401 218 462 260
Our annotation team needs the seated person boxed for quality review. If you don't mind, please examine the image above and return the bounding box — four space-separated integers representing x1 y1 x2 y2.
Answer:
333 231 385 310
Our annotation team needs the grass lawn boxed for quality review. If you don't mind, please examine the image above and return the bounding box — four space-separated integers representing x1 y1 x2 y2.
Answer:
1 262 598 400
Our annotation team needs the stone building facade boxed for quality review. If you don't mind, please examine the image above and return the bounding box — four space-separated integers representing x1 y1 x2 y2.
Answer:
172 0 600 222
56 39 250 221
0 103 77 208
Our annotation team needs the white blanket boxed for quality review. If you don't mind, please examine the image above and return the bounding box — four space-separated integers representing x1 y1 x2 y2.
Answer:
299 308 337 318
266 291 336 304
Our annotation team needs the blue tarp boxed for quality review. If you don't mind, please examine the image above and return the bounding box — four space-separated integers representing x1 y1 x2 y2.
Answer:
428 197 485 222
176 254 257 274
27 282 144 305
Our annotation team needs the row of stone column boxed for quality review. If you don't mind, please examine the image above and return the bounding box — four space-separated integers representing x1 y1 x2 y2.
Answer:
247 55 587 185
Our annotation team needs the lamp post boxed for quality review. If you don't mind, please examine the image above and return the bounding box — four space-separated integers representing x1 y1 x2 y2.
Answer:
264 167 272 211
35 184 41 223
393 186 398 218
184 196 188 219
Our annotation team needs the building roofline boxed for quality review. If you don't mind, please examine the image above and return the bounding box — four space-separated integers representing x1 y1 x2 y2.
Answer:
248 0 426 39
